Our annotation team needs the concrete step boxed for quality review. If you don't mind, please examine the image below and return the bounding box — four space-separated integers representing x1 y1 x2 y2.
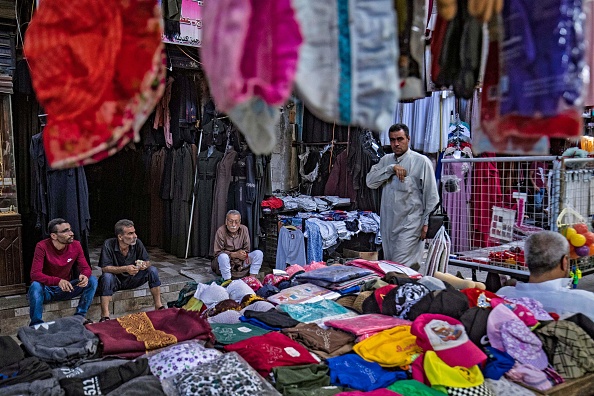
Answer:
0 274 192 337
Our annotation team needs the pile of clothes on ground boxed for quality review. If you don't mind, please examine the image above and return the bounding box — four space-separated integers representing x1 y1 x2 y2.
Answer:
3 261 594 396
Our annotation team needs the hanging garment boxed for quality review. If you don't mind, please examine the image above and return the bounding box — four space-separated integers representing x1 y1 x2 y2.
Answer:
586 0 594 106
171 145 194 257
410 97 431 152
25 0 165 168
325 149 357 203
305 220 323 263
301 106 351 143
430 13 449 87
173 75 199 146
442 159 472 252
396 0 427 100
245 153 257 245
153 77 175 148
349 131 384 212
227 150 253 236
490 0 584 142
435 0 483 99
292 0 399 133
201 0 302 154
252 155 269 250
210 149 238 256
471 155 503 248
30 133 91 261
275 227 307 270
202 119 227 148
366 150 439 266
162 0 182 39
160 148 174 251
191 148 224 257
149 148 166 247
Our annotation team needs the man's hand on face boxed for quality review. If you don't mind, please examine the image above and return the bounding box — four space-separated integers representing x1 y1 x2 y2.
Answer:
59 279 74 292
392 165 407 182
78 274 89 288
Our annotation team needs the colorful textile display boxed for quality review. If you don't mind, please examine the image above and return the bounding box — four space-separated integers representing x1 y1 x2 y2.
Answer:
148 341 222 381
169 352 280 396
278 299 350 323
201 0 302 154
211 323 271 345
86 308 214 358
224 332 318 376
325 314 411 338
25 0 165 168
326 354 407 392
291 0 400 133
353 325 421 368
282 323 356 359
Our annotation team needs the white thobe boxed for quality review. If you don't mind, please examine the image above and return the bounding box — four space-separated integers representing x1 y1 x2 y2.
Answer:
366 149 439 266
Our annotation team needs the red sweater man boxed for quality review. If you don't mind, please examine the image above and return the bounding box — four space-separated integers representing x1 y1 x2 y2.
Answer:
28 218 97 326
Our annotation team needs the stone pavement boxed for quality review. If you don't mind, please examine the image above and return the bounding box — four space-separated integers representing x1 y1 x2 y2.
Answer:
0 246 219 337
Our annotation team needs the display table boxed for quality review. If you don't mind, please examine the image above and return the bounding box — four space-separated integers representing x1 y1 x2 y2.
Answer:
448 241 594 281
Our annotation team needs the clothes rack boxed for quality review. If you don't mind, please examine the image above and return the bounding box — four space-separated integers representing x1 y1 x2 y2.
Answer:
292 141 349 147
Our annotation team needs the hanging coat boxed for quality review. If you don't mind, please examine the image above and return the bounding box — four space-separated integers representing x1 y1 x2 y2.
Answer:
191 148 224 257
366 150 439 266
209 149 237 256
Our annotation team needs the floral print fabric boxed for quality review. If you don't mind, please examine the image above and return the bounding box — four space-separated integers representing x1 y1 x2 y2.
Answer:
148 341 222 381
172 352 279 396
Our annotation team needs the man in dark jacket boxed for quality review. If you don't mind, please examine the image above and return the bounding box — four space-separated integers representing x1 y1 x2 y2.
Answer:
97 219 163 322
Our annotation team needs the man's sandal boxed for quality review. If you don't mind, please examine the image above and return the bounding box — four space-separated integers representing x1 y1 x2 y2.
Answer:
99 317 111 322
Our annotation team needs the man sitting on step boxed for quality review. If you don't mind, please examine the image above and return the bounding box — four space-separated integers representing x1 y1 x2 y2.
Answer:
212 210 263 280
28 218 98 326
97 219 164 322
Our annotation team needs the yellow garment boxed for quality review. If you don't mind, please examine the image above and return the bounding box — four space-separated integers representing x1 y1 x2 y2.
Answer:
424 351 484 388
353 325 421 367
116 312 177 350
182 297 204 312
580 136 594 153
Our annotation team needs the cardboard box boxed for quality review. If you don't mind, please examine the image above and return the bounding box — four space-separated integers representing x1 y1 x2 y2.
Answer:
342 248 378 261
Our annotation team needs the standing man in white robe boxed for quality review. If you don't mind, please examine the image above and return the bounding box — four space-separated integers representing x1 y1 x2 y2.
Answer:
366 124 439 267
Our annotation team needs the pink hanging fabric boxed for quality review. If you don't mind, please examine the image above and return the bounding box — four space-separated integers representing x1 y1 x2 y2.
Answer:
201 0 302 154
